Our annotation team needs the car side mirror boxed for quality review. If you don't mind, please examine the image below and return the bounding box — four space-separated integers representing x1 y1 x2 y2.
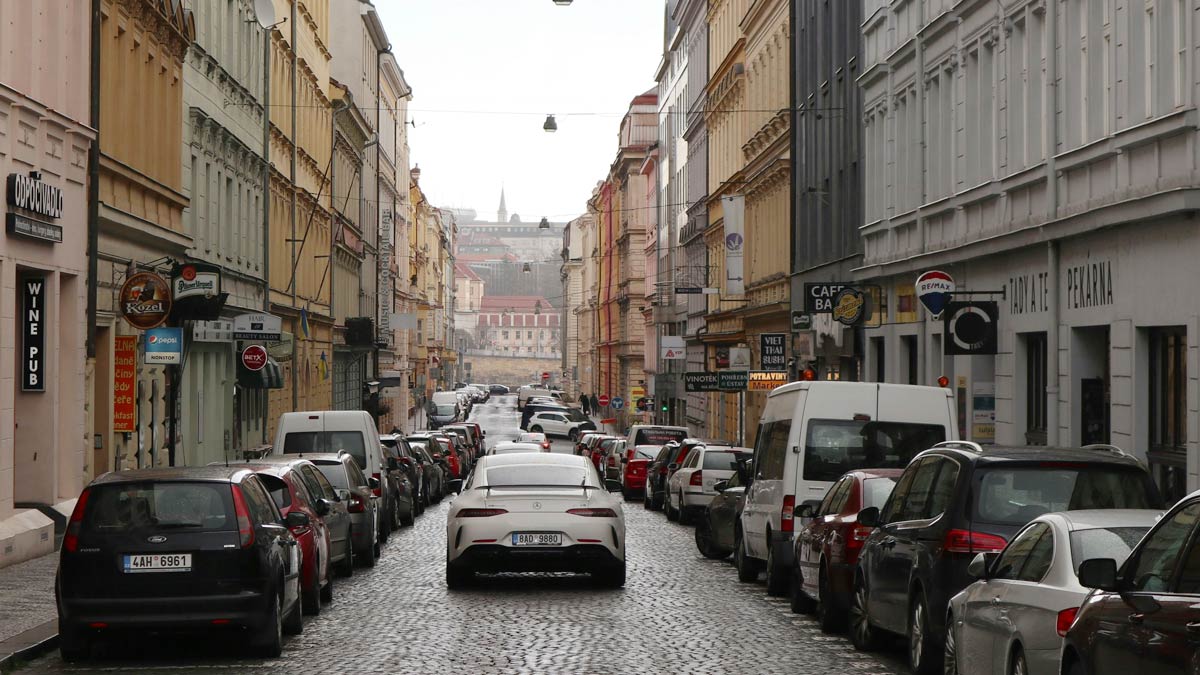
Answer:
335 489 351 502
432 453 443 460
284 511 310 528
1078 558 1120 591
387 457 401 471
794 500 821 519
447 479 463 494
967 552 999 580
713 480 730 493
605 479 623 493
668 463 680 471
856 506 881 528
368 476 380 490
314 499 331 517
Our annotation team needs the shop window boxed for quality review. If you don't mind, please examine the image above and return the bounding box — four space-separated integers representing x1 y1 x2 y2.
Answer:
1023 332 1048 445
902 334 919 385
1149 326 1187 503
872 337 885 382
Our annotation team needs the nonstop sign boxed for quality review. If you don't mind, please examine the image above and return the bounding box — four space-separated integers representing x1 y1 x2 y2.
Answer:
144 327 184 365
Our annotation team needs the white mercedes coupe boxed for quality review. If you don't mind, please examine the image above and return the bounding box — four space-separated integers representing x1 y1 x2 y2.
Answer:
445 453 626 588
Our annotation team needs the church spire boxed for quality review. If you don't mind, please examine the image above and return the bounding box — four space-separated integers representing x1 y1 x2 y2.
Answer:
497 187 508 223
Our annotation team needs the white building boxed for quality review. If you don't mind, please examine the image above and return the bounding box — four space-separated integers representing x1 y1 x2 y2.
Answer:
856 0 1199 502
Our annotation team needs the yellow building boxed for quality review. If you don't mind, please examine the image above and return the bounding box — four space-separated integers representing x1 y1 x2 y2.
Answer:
736 0 791 447
703 0 750 443
266 0 334 434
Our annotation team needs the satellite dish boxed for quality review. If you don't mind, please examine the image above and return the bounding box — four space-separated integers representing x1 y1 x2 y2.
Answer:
253 0 276 28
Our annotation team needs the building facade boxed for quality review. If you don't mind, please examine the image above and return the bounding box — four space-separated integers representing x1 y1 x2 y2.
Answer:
681 0 710 436
0 0 95 566
475 296 561 358
856 0 1198 502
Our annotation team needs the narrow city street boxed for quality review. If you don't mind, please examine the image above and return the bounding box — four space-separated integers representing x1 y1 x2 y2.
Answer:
19 396 903 675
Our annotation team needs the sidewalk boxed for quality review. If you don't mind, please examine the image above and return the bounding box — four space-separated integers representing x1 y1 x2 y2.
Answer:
0 550 59 670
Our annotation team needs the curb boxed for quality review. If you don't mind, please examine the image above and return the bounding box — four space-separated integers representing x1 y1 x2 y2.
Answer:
0 620 58 673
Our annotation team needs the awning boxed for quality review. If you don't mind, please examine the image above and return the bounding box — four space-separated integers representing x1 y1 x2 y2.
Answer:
237 357 284 389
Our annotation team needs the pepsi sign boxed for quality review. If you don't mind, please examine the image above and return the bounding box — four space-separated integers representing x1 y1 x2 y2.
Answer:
144 327 184 365
915 270 955 317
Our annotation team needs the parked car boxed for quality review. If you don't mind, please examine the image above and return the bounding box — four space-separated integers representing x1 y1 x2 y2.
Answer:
665 445 753 525
468 383 491 401
245 459 354 614
442 425 480 465
625 424 688 450
520 401 573 431
489 441 545 455
788 468 903 630
644 439 719 512
528 409 596 440
309 453 381 568
57 467 304 661
740 381 956 598
599 438 627 479
945 509 1160 675
850 442 1162 674
581 434 616 471
378 435 419 525
518 431 552 450
619 444 661 500
694 460 752 560
405 438 445 502
575 429 605 455
517 384 561 410
488 384 510 395
1064 489 1200 675
445 453 626 588
409 433 461 486
277 410 394 545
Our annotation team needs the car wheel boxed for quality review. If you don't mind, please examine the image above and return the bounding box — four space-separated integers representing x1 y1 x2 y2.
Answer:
790 564 815 614
320 571 333 605
816 564 846 632
595 562 626 588
909 593 938 674
695 518 729 559
1009 647 1028 675
58 625 90 663
765 542 788 596
849 574 882 652
942 620 959 675
568 428 579 441
666 493 679 522
402 506 415 527
678 492 695 525
530 426 543 434
379 506 391 544
302 563 321 616
391 498 402 531
253 592 284 658
446 561 473 589
734 527 759 583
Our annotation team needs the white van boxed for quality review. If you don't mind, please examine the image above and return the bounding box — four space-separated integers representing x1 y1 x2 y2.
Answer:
625 425 689 449
275 410 384 480
737 382 956 594
517 385 561 410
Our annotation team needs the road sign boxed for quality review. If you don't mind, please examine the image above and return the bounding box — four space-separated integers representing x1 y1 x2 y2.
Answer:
598 394 611 407
541 371 550 380
241 344 268 372
718 371 749 391
610 396 625 410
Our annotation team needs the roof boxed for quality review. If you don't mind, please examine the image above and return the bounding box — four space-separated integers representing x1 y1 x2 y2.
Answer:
288 452 350 465
1048 509 1165 531
480 296 554 312
91 466 253 485
481 453 587 468
919 444 1147 468
454 262 483 281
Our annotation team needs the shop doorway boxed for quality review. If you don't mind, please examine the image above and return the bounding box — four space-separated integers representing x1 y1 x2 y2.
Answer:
13 272 53 505
1071 326 1110 446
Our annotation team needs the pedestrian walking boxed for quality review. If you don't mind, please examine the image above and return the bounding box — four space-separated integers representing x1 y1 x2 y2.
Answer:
590 393 600 414
581 394 591 416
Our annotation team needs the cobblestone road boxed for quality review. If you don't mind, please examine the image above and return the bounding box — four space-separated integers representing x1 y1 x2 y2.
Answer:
20 397 905 675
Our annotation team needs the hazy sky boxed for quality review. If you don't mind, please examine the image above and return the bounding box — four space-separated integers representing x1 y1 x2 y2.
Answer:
377 0 664 222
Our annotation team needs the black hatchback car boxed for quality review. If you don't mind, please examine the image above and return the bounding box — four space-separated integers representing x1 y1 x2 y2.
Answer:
57 467 304 661
849 442 1162 673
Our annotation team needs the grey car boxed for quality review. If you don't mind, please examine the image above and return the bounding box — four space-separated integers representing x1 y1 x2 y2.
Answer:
944 509 1162 675
310 453 381 568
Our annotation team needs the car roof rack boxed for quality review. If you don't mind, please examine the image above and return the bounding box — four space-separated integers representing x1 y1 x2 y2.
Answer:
1081 443 1129 458
931 440 985 454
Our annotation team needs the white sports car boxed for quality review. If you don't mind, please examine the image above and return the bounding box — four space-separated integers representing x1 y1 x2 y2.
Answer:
445 453 626 588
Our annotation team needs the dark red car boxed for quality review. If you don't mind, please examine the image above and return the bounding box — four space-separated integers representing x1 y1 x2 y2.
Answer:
245 459 355 615
789 468 903 631
620 444 660 500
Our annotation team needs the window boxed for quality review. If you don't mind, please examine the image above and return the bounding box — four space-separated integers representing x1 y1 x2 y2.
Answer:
1019 527 1055 582
802 419 945 482
282 431 368 471
755 419 792 481
1069 526 1152 575
975 466 1155 525
881 464 919 524
924 458 960 517
862 477 898 510
902 335 918 385
297 465 332 502
872 337 885 382
702 450 748 471
993 522 1050 580
1023 332 1048 445
894 458 940 521
86 482 233 531
1149 327 1187 503
240 477 281 525
1127 502 1200 592
258 474 291 510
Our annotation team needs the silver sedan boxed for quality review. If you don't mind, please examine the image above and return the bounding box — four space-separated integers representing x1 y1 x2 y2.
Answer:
945 509 1162 675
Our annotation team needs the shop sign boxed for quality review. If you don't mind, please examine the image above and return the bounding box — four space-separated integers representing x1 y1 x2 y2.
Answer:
233 312 282 341
6 172 64 244
241 345 268 372
6 213 63 243
832 288 868 326
748 371 789 391
729 347 751 369
192 320 234 343
119 272 172 330
791 311 812 330
113 336 137 432
944 301 999 355
916 270 955 316
22 277 45 391
684 371 749 392
760 334 787 371
719 371 748 391
1064 257 1113 310
171 264 220 300
723 195 745 295
804 283 848 313
1008 271 1050 315
972 382 996 444
144 327 184 365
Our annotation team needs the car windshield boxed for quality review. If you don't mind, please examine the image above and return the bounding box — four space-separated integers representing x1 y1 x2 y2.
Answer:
702 451 747 470
315 463 350 490
434 405 456 416
802 419 946 482
862 477 898 509
633 428 687 445
282 431 367 470
975 467 1156 525
485 464 593 487
1068 526 1152 574
86 482 233 531
565 409 590 422
633 446 659 460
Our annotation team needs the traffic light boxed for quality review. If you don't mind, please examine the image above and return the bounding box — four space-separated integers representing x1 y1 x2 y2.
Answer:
660 400 668 413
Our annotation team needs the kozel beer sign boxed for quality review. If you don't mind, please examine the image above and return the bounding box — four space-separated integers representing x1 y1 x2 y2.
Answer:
915 270 955 317
119 272 172 330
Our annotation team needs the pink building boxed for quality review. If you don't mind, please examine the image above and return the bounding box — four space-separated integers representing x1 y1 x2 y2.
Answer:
475 296 560 357
0 0 95 567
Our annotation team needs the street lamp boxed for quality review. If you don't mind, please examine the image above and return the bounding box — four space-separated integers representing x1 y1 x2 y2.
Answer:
522 262 532 273
552 0 573 5
543 114 558 132
539 217 550 229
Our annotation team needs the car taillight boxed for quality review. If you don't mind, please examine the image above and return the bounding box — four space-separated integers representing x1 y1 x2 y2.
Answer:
287 511 311 537
781 495 795 533
457 508 508 517
63 488 91 553
1056 607 1080 637
372 472 383 497
567 508 617 517
347 494 366 513
690 470 703 486
231 485 255 548
943 529 1008 553
845 525 874 553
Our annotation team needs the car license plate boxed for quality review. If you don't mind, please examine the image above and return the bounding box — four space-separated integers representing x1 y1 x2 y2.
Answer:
122 553 192 573
511 532 562 546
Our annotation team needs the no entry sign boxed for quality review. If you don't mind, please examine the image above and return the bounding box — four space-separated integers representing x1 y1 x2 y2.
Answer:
598 394 611 407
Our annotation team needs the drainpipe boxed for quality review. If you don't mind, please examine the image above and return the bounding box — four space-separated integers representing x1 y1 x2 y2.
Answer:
1045 3 1061 446
260 22 272 442
289 0 298 412
86 0 100 359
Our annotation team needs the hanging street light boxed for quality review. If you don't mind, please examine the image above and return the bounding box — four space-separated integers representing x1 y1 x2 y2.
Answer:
539 217 550 229
552 0 573 5
543 114 558 132
522 262 532 273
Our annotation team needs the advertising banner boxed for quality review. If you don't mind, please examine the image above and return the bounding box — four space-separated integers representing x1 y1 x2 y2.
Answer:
144 327 184 365
722 195 745 296
113 336 137 432
21 277 45 391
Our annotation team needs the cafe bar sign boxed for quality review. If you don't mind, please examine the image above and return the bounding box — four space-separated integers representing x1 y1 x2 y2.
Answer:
6 171 64 244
